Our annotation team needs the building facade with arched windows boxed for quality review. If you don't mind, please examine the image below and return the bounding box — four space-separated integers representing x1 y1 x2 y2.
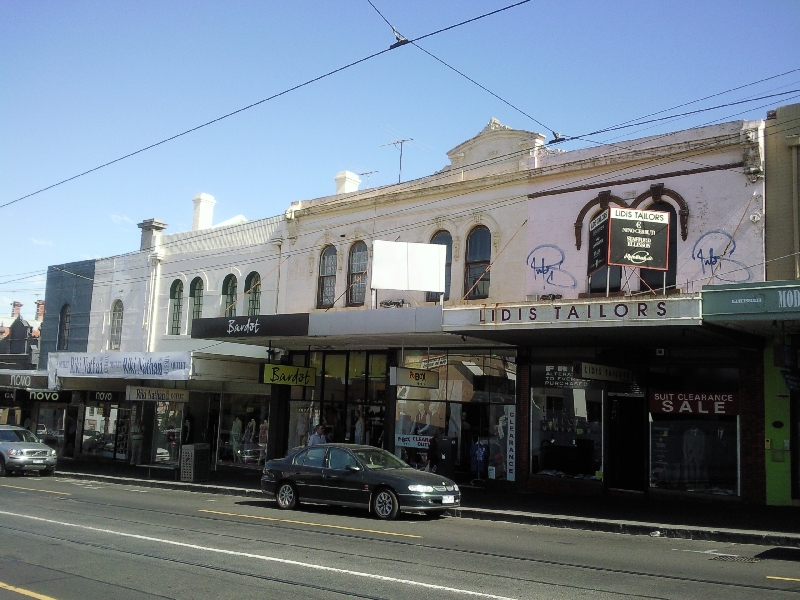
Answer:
33 108 800 508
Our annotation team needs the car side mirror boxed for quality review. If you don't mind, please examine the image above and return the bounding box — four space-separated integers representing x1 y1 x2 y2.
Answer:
345 464 361 472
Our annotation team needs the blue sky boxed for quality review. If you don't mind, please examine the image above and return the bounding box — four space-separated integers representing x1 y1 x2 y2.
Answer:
2 0 799 320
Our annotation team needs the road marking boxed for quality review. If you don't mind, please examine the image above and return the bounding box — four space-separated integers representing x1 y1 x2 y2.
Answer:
198 509 422 539
0 579 60 600
767 576 800 582
0 510 515 600
0 484 70 496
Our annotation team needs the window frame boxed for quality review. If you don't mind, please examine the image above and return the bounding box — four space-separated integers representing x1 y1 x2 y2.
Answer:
347 241 368 307
464 226 491 300
57 304 71 351
109 300 124 351
245 271 261 316
222 274 237 318
169 280 184 335
426 230 453 302
317 245 338 309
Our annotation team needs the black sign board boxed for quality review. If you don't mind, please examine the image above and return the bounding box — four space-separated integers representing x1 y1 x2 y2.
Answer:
19 389 63 402
608 208 670 270
190 313 309 340
587 210 609 276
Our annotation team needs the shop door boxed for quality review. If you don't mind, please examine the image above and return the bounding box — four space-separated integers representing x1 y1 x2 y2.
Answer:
37 405 68 457
792 391 799 500
605 395 648 492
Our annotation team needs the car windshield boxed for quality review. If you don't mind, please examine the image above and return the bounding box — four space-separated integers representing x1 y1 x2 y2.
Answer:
352 448 409 470
0 429 40 443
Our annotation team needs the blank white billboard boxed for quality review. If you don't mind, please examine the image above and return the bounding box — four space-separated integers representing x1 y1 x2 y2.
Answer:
371 240 446 293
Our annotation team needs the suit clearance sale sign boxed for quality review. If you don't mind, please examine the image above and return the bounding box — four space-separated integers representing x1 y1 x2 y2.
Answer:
608 208 670 270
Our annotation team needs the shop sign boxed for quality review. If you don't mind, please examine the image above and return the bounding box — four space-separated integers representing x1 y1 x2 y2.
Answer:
608 208 670 270
505 406 516 482
587 209 609 275
55 352 191 380
262 365 316 387
576 362 633 383
88 391 122 402
394 434 433 449
389 367 440 389
649 391 738 415
443 296 700 330
125 386 189 402
0 373 48 389
544 366 578 388
2 390 15 401
20 389 62 402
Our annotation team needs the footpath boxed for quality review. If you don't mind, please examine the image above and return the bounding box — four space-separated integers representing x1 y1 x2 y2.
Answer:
52 461 800 548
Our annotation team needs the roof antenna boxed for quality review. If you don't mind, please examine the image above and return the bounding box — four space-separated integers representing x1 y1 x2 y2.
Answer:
381 139 413 183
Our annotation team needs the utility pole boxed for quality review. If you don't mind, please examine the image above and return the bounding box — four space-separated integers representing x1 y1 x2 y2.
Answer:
381 139 412 183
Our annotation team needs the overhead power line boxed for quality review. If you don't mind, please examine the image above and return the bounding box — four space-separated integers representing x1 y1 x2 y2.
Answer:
0 0 532 212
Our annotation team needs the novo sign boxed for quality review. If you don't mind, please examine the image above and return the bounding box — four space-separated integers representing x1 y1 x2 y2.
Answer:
55 353 191 380
21 389 62 402
125 386 189 402
649 391 738 415
389 367 440 390
262 365 316 387
1 373 48 389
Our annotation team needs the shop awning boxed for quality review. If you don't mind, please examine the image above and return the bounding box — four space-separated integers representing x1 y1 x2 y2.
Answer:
702 280 800 336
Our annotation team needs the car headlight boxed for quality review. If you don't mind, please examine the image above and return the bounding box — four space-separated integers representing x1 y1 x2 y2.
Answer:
50 450 57 457
7 449 24 457
408 485 434 493
453 484 459 492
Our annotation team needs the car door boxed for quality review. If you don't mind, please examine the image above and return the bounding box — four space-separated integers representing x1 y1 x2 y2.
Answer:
291 446 328 501
323 447 369 506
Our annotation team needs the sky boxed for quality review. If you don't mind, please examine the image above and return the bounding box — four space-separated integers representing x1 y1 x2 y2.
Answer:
2 0 800 320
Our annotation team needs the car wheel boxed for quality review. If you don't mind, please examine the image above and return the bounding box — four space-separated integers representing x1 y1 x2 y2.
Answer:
0 457 6 477
275 481 298 510
372 488 399 520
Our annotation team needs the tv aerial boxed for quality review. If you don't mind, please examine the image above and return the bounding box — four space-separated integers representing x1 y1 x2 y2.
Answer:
381 139 413 183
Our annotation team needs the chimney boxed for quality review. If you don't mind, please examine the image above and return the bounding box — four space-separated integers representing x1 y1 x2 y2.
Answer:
137 218 168 251
11 301 22 318
334 171 361 195
35 300 45 322
192 193 216 230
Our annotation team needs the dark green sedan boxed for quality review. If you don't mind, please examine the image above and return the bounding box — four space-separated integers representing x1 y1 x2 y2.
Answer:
261 444 460 520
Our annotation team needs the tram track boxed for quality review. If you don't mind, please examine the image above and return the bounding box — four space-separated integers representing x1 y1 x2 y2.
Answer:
0 494 796 597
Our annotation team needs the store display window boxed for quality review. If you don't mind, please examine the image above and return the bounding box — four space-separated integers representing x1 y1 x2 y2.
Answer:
153 402 184 464
395 349 516 482
217 394 269 468
530 365 603 480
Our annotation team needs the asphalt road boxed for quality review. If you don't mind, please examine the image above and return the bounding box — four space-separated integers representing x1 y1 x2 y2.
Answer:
0 475 798 600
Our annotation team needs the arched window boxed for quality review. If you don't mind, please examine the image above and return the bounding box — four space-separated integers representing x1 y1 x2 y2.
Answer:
426 230 453 302
347 241 368 306
57 304 71 351
169 280 184 335
188 277 204 334
222 274 237 318
317 246 337 309
464 226 491 300
109 300 124 350
245 271 261 316
588 210 621 295
640 201 677 293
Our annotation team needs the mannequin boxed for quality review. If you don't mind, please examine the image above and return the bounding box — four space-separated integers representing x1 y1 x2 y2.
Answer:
230 417 243 461
682 426 707 486
353 409 365 445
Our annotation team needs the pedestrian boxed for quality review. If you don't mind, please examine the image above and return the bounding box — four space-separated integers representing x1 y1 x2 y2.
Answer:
308 424 327 446
130 418 144 465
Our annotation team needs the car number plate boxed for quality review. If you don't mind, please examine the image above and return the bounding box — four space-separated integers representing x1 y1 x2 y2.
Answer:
442 495 454 504
33 460 44 464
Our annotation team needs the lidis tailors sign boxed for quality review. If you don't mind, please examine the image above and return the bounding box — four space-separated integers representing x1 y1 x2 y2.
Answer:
649 391 738 415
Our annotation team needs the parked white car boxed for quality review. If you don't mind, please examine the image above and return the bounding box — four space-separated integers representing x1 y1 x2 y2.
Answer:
0 425 57 476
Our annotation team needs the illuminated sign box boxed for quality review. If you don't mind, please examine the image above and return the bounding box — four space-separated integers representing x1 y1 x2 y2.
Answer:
262 364 316 387
389 366 439 389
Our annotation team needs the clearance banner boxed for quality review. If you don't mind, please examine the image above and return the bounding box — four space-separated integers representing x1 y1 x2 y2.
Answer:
649 391 738 415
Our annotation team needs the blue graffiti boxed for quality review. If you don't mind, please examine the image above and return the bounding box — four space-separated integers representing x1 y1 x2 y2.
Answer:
526 244 578 289
691 230 752 283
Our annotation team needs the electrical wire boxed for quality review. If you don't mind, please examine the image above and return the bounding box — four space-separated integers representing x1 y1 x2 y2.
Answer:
0 0 532 212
